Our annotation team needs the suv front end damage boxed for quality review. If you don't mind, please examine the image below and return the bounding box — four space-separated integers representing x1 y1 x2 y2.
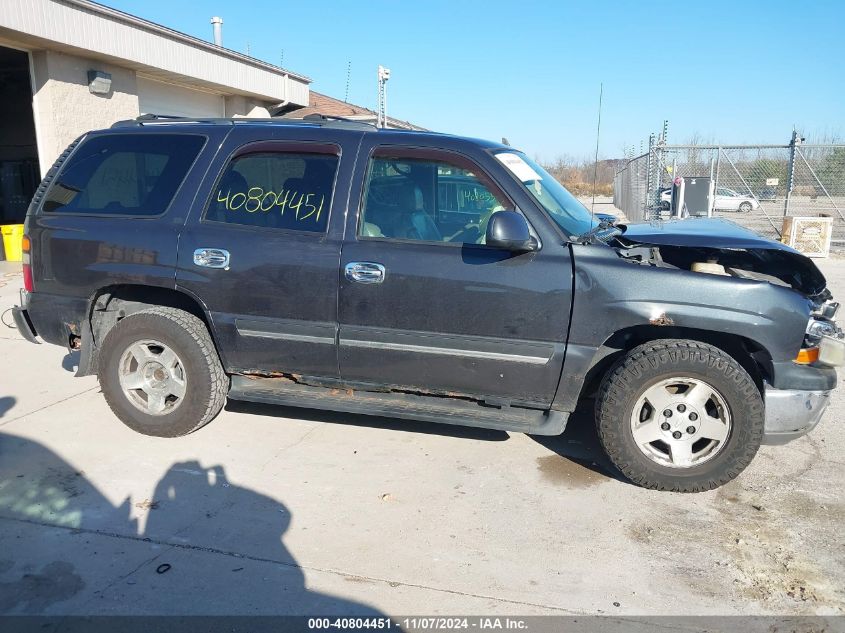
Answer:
607 217 842 445
764 299 843 444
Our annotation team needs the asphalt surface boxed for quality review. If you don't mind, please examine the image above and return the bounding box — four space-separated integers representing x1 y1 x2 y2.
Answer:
0 258 843 618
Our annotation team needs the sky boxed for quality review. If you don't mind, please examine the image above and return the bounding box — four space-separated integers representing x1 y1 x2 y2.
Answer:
103 0 845 161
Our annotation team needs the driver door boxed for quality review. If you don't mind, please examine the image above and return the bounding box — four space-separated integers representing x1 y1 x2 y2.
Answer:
337 144 573 406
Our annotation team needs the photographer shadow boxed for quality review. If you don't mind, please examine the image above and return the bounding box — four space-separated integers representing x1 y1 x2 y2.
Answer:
0 433 386 616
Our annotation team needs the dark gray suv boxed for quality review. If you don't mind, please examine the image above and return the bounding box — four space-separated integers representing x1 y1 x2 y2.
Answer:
12 115 843 492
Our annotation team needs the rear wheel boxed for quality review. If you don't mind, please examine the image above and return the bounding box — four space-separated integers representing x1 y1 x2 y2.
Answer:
99 307 228 437
739 201 753 212
595 340 763 492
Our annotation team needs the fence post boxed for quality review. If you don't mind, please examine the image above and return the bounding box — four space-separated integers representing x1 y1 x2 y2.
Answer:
785 130 799 217
708 157 715 218
645 133 655 220
712 148 721 219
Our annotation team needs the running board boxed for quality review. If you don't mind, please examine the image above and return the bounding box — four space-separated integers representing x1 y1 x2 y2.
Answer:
228 375 568 436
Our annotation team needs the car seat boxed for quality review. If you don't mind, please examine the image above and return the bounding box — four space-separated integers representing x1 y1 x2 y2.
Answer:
360 222 385 237
362 177 443 241
407 207 441 242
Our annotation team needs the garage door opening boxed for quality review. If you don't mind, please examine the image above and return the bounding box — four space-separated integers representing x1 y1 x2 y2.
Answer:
138 76 224 119
0 46 40 225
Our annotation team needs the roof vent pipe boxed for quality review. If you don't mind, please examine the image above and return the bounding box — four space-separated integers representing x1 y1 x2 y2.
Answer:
210 17 223 46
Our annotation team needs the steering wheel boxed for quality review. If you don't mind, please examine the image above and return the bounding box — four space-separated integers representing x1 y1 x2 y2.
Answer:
389 161 412 176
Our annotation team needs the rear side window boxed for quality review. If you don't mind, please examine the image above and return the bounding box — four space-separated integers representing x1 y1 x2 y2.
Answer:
206 151 338 233
42 134 204 215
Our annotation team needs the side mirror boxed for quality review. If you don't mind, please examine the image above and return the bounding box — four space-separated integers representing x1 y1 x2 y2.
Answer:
485 211 537 252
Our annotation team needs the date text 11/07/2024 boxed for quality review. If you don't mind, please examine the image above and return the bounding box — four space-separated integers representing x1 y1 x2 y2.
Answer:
307 617 529 630
217 186 326 222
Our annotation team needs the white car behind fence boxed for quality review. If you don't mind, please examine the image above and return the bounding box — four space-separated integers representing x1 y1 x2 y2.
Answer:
660 187 760 213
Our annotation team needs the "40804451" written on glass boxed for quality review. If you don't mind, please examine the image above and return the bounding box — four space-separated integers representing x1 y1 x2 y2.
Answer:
217 186 325 223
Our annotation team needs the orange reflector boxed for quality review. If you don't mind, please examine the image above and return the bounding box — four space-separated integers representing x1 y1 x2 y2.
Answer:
21 235 30 252
796 347 820 364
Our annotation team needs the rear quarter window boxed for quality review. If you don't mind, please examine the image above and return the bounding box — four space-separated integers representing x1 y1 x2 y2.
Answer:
42 134 205 216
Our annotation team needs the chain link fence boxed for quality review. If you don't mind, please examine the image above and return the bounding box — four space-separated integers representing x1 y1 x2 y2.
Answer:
614 134 845 247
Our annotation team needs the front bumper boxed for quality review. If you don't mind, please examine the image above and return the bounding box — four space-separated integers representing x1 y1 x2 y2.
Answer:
763 385 830 445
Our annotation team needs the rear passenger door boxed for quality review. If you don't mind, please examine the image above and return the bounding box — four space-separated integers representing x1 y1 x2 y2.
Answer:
176 133 356 378
337 143 573 407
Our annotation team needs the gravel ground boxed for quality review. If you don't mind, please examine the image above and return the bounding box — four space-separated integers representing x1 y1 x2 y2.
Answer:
0 257 843 620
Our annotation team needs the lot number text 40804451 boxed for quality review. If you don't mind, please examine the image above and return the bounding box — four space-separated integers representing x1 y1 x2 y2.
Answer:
307 617 529 630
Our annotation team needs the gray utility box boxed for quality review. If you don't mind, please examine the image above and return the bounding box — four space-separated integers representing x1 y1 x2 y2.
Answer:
671 176 712 217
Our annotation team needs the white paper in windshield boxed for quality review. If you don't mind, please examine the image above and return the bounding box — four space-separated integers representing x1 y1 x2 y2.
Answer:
495 153 542 182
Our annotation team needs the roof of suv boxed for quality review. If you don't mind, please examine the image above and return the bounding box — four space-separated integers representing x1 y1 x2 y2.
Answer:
109 115 512 152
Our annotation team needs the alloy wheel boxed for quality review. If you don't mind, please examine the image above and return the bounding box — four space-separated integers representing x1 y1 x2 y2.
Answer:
629 376 732 468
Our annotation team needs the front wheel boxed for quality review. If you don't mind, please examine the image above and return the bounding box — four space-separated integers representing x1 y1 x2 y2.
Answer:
595 340 763 492
99 307 228 437
739 201 753 212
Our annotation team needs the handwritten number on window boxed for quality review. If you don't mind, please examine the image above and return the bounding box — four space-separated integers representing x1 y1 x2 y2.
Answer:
245 187 263 213
276 189 291 214
217 187 326 224
260 191 277 211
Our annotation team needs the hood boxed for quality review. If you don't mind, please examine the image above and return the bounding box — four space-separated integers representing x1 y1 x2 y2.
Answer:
614 218 828 298
619 217 794 250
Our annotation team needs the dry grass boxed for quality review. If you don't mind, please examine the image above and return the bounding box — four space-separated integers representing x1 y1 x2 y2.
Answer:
561 181 614 197
541 156 621 198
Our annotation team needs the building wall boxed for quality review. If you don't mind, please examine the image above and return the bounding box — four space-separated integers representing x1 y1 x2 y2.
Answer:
27 49 275 175
224 95 271 118
30 49 139 174
1 0 310 107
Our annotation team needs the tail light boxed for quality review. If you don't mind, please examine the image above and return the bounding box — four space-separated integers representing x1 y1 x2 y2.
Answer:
21 235 33 292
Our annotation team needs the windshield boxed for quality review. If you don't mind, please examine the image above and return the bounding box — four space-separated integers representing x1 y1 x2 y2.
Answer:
494 152 598 237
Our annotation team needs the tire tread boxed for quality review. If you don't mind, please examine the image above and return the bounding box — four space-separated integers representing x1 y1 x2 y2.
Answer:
595 339 764 492
99 306 228 436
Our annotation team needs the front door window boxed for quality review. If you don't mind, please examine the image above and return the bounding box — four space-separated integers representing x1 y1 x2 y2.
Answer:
359 152 513 245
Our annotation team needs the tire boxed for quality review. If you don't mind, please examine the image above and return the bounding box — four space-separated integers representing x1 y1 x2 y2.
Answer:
98 306 228 437
595 339 763 492
660 201 670 211
739 201 752 212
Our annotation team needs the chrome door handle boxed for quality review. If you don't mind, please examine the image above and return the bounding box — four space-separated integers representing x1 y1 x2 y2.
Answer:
345 262 386 284
193 248 230 269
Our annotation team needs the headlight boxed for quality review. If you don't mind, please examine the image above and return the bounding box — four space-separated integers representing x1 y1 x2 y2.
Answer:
800 317 845 365
806 318 838 344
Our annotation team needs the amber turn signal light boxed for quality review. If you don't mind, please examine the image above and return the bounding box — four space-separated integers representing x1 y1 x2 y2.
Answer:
795 347 820 364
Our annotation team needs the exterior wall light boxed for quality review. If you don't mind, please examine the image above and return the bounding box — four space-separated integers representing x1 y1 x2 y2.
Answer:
87 70 112 95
